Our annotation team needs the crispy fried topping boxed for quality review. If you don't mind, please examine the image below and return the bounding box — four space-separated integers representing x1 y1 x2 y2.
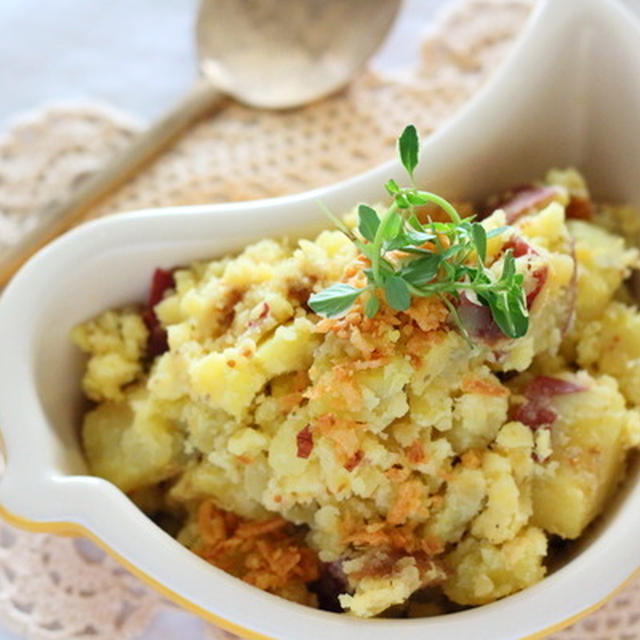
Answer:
194 501 319 600
313 295 401 359
313 414 364 466
307 366 363 411
403 296 449 333
405 440 427 464
342 515 443 557
387 480 427 526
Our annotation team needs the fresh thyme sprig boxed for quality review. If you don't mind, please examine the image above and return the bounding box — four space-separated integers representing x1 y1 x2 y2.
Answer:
308 125 529 343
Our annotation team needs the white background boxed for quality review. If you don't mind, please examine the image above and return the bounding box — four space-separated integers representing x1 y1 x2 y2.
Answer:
0 0 638 638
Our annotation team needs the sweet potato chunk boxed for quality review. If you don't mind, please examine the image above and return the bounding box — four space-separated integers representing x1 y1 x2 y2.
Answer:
83 387 183 493
531 374 630 538
444 527 546 605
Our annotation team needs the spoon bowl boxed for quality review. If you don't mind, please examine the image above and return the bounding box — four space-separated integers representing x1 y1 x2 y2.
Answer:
197 0 401 109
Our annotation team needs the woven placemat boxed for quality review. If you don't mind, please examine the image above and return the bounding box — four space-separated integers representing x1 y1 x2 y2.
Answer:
0 2 638 638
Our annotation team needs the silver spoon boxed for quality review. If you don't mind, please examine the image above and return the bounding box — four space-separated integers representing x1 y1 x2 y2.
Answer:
0 0 401 286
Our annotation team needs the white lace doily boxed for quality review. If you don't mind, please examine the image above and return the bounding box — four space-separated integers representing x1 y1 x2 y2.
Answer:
2 1 639 638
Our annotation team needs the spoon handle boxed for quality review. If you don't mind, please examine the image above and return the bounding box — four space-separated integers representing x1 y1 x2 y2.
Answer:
0 78 223 287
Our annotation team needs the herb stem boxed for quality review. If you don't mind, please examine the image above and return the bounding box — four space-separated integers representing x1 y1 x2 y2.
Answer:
317 201 354 239
417 191 462 224
372 201 399 282
405 282 426 296
438 293 473 348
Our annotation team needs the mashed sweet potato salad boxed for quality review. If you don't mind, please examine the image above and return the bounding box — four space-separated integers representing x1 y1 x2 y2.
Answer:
72 128 640 617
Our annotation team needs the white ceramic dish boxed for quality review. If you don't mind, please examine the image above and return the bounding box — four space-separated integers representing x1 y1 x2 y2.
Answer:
0 0 639 638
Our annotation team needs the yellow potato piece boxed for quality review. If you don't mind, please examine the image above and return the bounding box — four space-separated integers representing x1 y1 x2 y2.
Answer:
577 302 640 405
444 527 547 605
532 375 628 539
189 349 266 419
254 317 319 377
82 387 183 493
569 219 639 323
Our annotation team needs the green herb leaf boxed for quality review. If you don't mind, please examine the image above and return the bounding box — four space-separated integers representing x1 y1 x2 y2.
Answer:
408 214 423 231
384 227 435 251
384 275 411 311
378 257 397 276
399 254 442 287
483 288 529 339
394 192 411 209
471 223 487 263
501 249 516 282
363 268 375 284
405 229 436 245
358 204 380 242
365 294 380 318
384 229 411 251
401 246 440 255
428 221 459 234
398 125 419 179
309 284 363 318
378 210 403 243
441 245 467 261
385 178 401 195
406 191 430 206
